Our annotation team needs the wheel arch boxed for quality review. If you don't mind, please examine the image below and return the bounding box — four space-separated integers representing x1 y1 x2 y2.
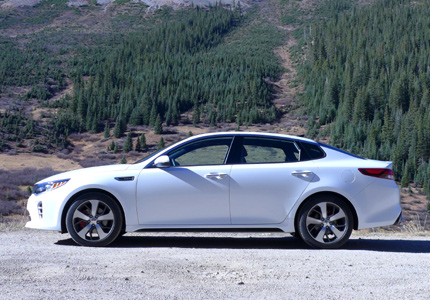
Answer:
61 188 126 233
294 191 359 232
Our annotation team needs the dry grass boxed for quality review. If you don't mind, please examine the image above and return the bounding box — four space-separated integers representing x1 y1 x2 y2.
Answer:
402 214 429 235
0 153 80 172
0 213 28 232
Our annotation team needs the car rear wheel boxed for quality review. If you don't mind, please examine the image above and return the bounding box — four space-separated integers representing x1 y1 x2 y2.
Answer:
297 195 353 249
66 192 123 247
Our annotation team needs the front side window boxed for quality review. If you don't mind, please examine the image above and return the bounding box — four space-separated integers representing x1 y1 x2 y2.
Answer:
241 137 300 164
168 137 233 167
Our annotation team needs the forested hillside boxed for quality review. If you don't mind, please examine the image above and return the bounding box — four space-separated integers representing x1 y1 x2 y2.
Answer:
294 0 430 196
65 5 281 134
1 0 430 203
0 3 283 152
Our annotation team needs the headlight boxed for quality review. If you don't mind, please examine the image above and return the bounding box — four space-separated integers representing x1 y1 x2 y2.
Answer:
33 179 70 195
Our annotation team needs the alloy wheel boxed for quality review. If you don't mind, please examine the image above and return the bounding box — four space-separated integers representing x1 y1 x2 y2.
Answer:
305 201 348 244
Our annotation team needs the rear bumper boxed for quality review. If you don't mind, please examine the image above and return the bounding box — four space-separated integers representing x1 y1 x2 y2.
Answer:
393 211 402 225
354 178 401 229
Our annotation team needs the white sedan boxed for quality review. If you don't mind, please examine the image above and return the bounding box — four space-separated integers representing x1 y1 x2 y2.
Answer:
26 132 402 249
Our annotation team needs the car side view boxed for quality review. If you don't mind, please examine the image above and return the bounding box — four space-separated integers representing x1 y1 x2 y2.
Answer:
26 132 402 249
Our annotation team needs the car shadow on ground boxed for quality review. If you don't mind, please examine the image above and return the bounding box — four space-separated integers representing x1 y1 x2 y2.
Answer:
344 237 430 253
55 235 430 253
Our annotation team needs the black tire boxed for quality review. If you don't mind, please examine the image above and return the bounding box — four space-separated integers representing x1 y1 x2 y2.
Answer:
297 195 353 249
289 232 301 239
66 192 123 247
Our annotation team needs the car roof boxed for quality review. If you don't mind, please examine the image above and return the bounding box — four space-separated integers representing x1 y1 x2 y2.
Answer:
188 132 317 143
132 132 319 166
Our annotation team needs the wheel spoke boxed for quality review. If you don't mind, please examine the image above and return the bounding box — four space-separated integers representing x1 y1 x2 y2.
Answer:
329 225 344 238
97 211 114 221
306 216 322 225
77 224 92 239
73 210 90 221
330 210 345 221
317 202 328 219
314 226 327 243
89 200 100 217
302 199 352 248
95 224 108 239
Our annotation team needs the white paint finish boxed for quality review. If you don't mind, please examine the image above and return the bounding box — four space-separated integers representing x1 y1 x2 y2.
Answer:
26 132 402 244
341 170 356 183
353 178 401 229
229 161 317 224
26 165 141 231
136 165 232 225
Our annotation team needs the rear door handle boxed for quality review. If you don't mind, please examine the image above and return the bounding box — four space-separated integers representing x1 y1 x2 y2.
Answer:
205 173 228 179
292 170 313 177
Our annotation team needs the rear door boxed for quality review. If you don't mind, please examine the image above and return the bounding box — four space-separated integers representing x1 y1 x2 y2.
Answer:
229 137 318 224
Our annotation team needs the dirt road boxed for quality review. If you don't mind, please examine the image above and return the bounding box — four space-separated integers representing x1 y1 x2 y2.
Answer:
1 229 429 299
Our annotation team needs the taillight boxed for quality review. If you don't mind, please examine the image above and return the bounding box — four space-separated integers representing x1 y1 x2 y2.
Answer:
358 168 394 180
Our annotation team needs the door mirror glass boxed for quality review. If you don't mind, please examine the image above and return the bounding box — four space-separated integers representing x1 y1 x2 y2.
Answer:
154 155 171 168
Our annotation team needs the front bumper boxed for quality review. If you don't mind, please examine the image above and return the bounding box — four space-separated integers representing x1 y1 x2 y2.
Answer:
25 192 63 231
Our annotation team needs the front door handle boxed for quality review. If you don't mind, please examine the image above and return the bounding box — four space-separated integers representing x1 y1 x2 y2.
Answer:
291 170 313 177
205 173 228 179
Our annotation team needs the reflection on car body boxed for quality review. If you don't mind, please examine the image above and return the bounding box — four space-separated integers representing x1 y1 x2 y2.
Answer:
26 132 401 249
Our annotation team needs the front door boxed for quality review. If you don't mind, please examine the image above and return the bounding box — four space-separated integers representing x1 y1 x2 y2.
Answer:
136 136 233 225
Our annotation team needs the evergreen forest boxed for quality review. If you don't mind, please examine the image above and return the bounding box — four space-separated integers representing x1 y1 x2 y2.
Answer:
66 5 282 134
1 0 430 201
295 0 430 196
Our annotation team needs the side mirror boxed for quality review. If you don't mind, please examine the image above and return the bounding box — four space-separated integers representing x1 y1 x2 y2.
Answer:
153 155 171 168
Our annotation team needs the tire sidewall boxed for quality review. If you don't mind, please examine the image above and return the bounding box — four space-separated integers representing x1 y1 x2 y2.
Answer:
297 195 353 249
66 192 123 247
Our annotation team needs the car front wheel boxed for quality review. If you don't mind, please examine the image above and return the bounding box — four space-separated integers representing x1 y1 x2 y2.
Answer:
297 195 353 249
66 192 123 247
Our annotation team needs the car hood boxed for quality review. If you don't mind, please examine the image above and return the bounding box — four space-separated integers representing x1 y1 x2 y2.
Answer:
36 164 131 184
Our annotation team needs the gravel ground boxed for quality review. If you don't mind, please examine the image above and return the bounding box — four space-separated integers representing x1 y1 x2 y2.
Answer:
1 229 430 300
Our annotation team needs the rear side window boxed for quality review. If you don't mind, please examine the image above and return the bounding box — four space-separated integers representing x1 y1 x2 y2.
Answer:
300 142 325 160
241 137 301 164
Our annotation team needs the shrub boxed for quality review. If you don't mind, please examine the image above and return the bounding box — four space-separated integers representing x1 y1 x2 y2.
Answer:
0 201 23 216
0 168 58 216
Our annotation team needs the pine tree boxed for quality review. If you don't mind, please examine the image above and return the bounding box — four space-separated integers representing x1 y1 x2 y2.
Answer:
192 104 200 126
140 133 147 151
157 137 165 150
149 105 157 127
135 136 142 152
129 109 142 126
113 117 124 138
401 160 411 188
154 114 162 134
103 122 110 138
90 116 99 133
120 156 127 164
123 132 132 153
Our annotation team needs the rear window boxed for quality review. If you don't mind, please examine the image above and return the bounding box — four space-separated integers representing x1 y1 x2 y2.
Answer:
300 142 325 160
318 143 364 159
